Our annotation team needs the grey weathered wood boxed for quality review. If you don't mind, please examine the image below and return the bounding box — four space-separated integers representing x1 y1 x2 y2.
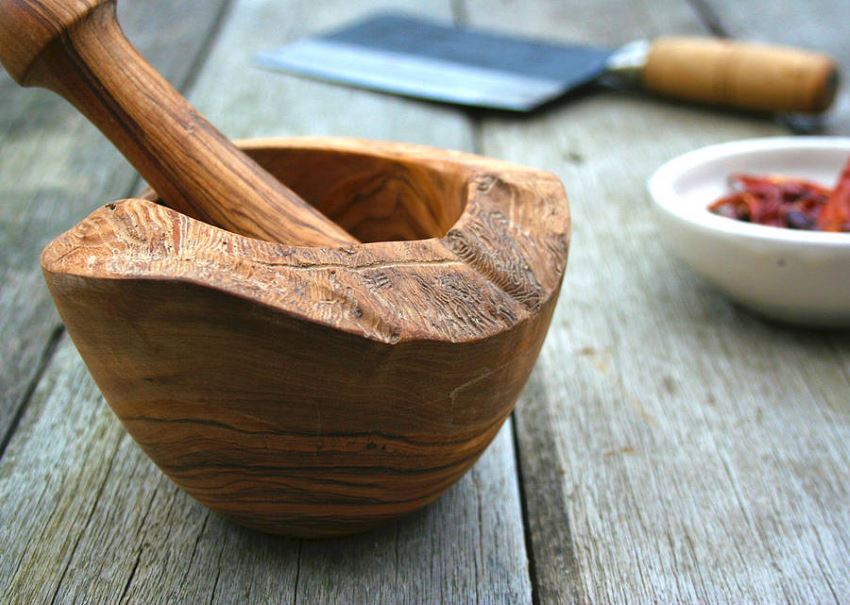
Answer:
0 344 527 605
691 0 850 135
4 0 847 603
464 0 850 603
293 425 528 605
0 0 233 451
127 0 532 598
0 1 532 604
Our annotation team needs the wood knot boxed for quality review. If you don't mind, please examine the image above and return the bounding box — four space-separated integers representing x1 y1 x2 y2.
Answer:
475 175 498 193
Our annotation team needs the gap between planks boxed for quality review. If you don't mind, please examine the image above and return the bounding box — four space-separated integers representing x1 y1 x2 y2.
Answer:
0 1 535 604
0 0 236 463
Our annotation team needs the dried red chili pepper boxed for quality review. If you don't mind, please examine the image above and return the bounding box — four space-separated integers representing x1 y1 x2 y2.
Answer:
708 157 850 232
816 157 850 232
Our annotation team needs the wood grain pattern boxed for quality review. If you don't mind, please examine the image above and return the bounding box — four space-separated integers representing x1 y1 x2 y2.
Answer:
0 0 231 450
2 1 533 601
40 137 570 537
466 0 850 602
0 337 529 604
4 0 847 603
0 2 535 599
0 0 355 246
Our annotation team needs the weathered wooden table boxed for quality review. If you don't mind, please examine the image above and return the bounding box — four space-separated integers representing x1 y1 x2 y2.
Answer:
1 1 847 603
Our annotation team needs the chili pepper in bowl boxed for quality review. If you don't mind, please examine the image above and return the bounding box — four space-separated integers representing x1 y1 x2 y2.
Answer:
708 156 850 232
648 137 850 326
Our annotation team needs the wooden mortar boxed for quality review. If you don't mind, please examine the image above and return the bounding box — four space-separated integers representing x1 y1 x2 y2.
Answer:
1 0 570 537
41 137 570 537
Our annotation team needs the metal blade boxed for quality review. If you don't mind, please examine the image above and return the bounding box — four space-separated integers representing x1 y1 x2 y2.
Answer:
257 13 613 112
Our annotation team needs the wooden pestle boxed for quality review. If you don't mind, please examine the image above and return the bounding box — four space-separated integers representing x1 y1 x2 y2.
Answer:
40 136 573 536
0 0 356 247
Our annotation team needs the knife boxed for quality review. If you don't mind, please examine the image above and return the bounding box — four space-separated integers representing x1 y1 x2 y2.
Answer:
256 13 838 114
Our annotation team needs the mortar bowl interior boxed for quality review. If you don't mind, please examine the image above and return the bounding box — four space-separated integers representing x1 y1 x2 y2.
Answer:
40 137 571 537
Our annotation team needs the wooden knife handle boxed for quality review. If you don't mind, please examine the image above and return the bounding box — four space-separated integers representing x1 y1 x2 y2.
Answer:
0 0 356 247
642 37 838 113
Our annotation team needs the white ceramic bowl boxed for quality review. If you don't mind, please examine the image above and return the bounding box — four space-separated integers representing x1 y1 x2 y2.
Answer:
648 136 850 327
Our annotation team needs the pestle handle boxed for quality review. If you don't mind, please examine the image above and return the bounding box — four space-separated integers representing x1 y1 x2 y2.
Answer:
0 0 357 247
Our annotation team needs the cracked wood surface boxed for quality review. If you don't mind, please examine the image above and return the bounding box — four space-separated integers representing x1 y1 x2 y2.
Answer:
464 0 850 602
0 0 233 454
0 0 531 603
1 0 848 603
40 136 567 537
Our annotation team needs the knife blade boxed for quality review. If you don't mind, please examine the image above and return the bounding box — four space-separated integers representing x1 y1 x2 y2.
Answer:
256 12 838 114
257 13 614 111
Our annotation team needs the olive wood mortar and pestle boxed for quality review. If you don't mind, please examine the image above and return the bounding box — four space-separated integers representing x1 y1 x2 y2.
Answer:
0 0 570 537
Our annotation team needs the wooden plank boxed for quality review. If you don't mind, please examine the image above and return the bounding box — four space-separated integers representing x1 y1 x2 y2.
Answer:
0 1 532 603
0 337 527 604
463 0 850 603
294 424 528 605
162 2 528 599
0 0 233 451
0 3 233 599
691 0 850 135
